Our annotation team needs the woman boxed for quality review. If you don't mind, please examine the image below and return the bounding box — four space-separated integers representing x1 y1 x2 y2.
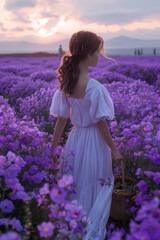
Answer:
50 30 123 239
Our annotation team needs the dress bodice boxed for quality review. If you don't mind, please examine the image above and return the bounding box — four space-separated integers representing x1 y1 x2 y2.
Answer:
50 79 115 127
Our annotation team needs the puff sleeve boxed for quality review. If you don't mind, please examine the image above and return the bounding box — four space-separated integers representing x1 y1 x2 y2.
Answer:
90 84 115 123
49 89 70 119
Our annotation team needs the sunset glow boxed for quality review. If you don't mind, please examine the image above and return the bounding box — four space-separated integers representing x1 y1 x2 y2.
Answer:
0 0 160 43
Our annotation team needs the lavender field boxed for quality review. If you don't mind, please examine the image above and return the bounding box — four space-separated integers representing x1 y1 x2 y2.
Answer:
0 55 160 239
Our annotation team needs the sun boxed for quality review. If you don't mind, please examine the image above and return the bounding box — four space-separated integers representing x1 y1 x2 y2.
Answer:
38 28 54 37
38 19 48 26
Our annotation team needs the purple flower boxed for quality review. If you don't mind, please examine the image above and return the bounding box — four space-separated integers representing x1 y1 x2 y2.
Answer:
37 222 55 238
5 177 19 188
140 216 160 239
6 151 16 162
20 136 29 144
108 223 115 230
153 172 160 184
15 156 26 167
14 191 31 201
29 165 38 174
4 168 18 178
0 156 6 168
151 208 160 220
58 175 74 189
32 172 46 184
110 231 124 240
153 190 160 196
0 200 14 213
10 217 23 231
70 150 75 156
0 231 21 240
49 203 59 218
133 230 150 240
144 171 154 178
0 218 10 226
31 171 48 183
32 138 41 148
135 197 159 221
25 155 33 164
53 145 63 155
39 183 50 195
135 192 147 206
134 151 143 157
130 206 137 213
10 164 21 173
135 168 141 176
73 222 83 234
57 222 68 231
69 220 77 230
12 183 24 192
137 180 148 192
50 187 67 203
66 205 83 221
37 196 48 207
129 220 140 234
22 171 30 181
68 164 74 171
58 228 68 235
98 178 105 187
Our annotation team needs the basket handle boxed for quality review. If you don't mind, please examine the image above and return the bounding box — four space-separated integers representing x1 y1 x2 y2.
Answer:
112 158 126 188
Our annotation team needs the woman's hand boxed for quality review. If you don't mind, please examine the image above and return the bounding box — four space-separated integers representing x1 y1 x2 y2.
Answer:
111 148 123 164
49 152 58 176
50 152 58 164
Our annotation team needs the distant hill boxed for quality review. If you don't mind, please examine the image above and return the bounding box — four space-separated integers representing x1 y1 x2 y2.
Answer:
105 36 160 49
0 36 159 54
0 39 69 54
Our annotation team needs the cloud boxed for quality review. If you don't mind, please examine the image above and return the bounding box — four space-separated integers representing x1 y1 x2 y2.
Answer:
12 27 24 32
1 0 160 43
71 0 160 25
0 22 7 32
27 27 34 31
81 10 160 26
40 11 59 19
13 17 32 24
4 0 36 10
81 12 143 25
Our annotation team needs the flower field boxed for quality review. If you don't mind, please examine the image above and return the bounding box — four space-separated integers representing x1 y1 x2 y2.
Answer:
0 55 160 240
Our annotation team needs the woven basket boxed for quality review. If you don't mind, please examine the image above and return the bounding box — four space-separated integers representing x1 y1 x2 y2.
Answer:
110 159 136 220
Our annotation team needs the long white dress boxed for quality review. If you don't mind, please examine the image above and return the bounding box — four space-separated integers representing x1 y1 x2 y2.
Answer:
50 78 115 240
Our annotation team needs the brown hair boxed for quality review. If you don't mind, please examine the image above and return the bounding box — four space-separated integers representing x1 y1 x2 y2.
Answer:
57 30 114 98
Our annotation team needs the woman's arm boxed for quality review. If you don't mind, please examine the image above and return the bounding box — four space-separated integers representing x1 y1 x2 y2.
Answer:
51 116 67 152
97 120 117 150
97 120 123 163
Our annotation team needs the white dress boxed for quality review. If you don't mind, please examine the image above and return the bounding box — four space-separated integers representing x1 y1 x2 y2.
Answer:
50 78 115 240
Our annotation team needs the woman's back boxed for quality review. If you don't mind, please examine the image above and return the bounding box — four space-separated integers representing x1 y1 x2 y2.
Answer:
70 76 90 99
50 78 115 128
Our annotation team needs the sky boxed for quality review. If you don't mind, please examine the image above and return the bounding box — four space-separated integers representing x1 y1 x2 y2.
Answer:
0 0 160 43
